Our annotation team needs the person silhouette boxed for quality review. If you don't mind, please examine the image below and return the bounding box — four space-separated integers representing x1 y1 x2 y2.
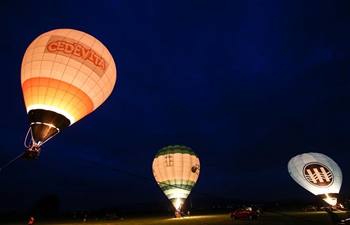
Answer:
325 207 342 225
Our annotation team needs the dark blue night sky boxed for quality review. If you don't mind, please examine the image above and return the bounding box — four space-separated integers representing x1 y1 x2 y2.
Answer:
0 0 349 212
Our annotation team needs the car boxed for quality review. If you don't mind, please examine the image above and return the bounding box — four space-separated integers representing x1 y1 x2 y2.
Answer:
302 205 317 211
229 207 260 220
320 205 338 211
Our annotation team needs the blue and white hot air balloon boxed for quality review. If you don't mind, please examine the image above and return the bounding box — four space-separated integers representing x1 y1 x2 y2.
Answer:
288 152 342 206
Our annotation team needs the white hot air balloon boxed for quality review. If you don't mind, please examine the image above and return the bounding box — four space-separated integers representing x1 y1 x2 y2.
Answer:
288 152 342 206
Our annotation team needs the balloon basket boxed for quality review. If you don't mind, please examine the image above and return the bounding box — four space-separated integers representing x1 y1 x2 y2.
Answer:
22 149 40 161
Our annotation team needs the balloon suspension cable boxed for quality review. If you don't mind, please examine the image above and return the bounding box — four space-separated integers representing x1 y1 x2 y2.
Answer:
40 130 59 146
0 151 25 172
24 127 33 148
23 126 59 149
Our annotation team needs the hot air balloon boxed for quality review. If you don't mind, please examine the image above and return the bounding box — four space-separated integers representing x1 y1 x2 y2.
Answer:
21 28 117 161
288 152 342 206
152 145 200 215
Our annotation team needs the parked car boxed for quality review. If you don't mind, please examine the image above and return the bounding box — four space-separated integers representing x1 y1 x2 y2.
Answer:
320 205 338 211
303 205 317 211
322 203 346 211
229 207 260 220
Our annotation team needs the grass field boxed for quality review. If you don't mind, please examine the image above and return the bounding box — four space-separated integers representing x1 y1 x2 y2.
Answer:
2 210 349 225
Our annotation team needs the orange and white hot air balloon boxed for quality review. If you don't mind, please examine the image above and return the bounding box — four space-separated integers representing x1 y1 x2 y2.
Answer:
21 28 117 160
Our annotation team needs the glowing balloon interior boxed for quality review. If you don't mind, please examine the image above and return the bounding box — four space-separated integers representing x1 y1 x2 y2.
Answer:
21 28 117 160
288 152 342 206
152 145 200 211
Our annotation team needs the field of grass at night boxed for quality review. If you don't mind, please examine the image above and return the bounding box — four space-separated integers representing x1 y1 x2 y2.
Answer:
2 210 349 225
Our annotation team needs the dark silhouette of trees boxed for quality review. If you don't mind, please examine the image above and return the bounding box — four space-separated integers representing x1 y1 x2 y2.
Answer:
33 194 61 219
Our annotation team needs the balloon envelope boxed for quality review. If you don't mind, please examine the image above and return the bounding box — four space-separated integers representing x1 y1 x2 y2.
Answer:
288 152 342 205
152 145 200 210
21 28 117 147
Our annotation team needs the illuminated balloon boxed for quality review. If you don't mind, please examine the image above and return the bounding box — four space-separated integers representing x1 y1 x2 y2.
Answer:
152 145 200 211
21 28 117 160
288 152 342 206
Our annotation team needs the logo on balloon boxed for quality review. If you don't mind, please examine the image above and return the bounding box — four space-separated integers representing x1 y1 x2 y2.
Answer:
303 163 333 188
45 36 108 78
